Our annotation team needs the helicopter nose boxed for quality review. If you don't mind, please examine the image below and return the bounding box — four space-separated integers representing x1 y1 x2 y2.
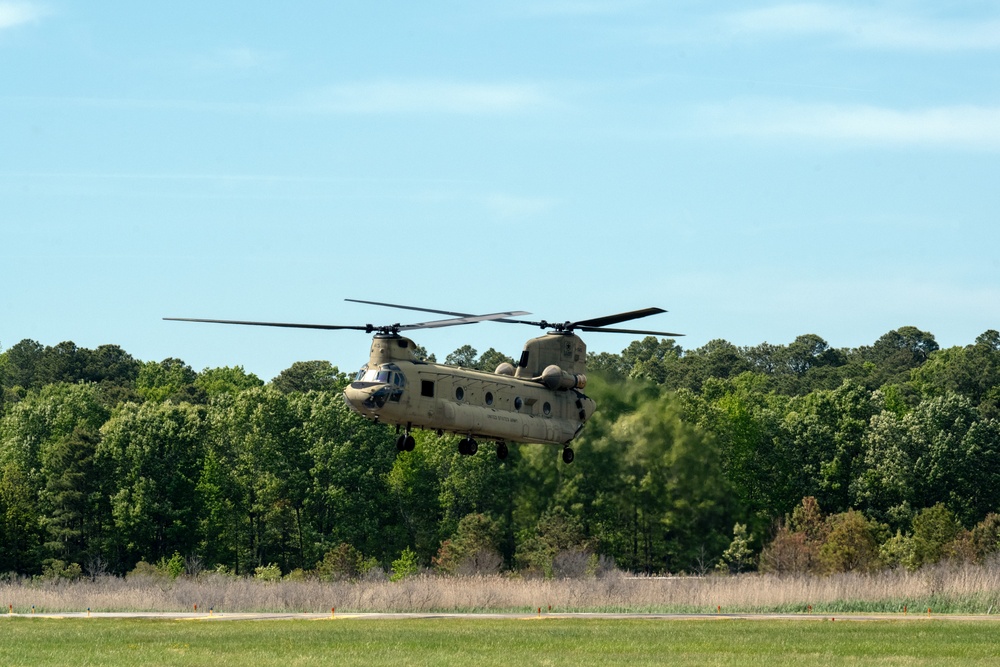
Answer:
343 383 391 413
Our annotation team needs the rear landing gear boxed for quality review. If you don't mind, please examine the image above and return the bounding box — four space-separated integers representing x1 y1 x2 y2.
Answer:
562 447 575 464
458 437 478 456
496 441 508 460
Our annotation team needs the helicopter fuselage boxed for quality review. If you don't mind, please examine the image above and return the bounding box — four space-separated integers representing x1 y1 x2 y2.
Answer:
343 333 597 448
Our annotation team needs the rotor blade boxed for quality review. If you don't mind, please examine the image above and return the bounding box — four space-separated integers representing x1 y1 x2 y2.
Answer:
572 307 667 329
163 317 371 331
577 325 684 337
345 299 478 319
398 311 532 330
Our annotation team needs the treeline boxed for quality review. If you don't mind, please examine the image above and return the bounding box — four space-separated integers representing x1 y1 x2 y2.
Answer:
1 327 999 580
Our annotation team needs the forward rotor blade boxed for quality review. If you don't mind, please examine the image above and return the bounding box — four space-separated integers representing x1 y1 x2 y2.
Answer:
163 317 371 331
398 311 531 330
345 299 477 319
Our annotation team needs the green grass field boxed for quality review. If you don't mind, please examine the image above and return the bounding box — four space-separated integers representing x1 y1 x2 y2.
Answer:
3 617 1000 666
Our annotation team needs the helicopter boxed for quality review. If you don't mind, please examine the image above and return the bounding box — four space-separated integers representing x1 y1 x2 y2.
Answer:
165 299 681 464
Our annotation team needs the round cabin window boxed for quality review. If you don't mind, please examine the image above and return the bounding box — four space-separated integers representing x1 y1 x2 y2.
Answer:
456 387 465 401
485 391 494 406
543 402 552 416
514 397 523 411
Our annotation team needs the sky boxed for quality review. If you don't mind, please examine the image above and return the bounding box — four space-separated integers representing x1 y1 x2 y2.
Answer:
2 1 999 381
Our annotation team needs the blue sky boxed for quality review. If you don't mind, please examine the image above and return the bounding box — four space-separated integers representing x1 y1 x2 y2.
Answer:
2 2 998 381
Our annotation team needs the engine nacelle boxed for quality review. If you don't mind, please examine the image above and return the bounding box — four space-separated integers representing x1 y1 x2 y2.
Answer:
539 364 587 390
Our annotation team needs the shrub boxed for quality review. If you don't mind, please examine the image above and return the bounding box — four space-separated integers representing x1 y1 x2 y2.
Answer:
433 513 503 576
254 563 282 582
819 510 882 573
390 548 419 582
316 543 366 581
40 559 82 581
716 523 755 574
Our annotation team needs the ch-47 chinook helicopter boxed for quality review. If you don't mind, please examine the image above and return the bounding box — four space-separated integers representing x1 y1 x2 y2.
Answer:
165 299 681 464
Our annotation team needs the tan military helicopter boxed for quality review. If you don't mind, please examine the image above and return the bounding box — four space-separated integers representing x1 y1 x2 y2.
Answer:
166 299 680 464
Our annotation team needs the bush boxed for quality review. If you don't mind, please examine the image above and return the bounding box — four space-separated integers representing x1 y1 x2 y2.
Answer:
819 510 882 574
390 548 419 582
254 563 282 582
40 559 82 581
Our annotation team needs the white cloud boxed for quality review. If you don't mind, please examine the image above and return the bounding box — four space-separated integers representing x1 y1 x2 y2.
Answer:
703 100 1000 149
0 1 46 29
724 3 1000 50
295 80 557 115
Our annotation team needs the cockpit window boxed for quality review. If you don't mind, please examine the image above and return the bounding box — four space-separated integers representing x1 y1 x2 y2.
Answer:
357 367 405 386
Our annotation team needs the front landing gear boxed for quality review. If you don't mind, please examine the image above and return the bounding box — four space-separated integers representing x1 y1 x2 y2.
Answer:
395 433 415 452
562 447 575 464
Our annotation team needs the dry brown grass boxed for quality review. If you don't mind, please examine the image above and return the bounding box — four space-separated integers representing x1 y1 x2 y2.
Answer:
4 563 1000 614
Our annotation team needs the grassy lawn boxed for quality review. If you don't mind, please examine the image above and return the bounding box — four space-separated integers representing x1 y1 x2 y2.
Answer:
2 617 1000 666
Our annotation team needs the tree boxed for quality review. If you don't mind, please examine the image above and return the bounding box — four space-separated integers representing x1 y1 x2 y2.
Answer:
0 462 43 573
136 358 200 403
199 387 304 573
716 523 754 574
294 390 397 564
98 401 207 569
516 506 588 577
445 345 478 368
909 503 961 568
433 513 503 575
819 510 882 574
858 326 939 387
1 339 44 390
39 426 101 568
477 348 515 373
196 366 264 397
271 361 344 394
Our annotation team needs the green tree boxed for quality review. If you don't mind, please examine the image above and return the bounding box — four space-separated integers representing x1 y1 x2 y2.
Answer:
39 426 101 569
910 503 962 569
271 361 345 394
716 523 754 574
137 358 202 403
293 390 397 564
516 506 588 577
1 339 44 390
819 509 883 574
0 462 44 573
98 401 207 568
445 345 478 368
196 366 264 397
433 512 503 575
199 387 304 573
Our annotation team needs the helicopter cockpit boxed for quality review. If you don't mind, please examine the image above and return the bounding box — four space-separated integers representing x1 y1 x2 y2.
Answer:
345 363 406 413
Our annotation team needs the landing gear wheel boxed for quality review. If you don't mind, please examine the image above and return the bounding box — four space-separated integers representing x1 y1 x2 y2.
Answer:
458 437 478 456
468 438 478 455
562 447 575 464
496 441 508 460
396 434 407 452
404 434 415 451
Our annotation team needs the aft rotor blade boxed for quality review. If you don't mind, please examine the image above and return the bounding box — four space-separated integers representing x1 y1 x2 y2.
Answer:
163 317 371 331
577 325 684 336
573 307 667 329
